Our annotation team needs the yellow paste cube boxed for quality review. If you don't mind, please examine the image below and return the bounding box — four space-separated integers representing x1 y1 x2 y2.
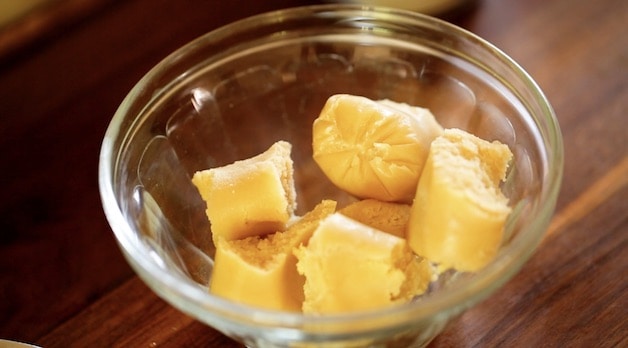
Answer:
210 200 337 311
407 128 513 272
339 198 411 239
295 213 431 314
192 141 296 240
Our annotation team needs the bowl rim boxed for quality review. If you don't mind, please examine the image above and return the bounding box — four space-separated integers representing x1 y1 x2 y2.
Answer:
98 2 564 336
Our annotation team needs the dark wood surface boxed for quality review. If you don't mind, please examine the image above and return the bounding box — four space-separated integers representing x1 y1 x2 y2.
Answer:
0 0 626 347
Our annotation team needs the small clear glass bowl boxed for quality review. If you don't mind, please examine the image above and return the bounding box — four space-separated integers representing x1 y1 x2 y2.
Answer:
99 4 563 347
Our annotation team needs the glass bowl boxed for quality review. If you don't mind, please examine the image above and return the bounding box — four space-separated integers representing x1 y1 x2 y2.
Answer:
99 4 563 347
329 0 473 16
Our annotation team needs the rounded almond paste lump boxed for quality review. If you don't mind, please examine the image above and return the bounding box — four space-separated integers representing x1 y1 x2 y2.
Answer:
312 94 443 203
210 200 336 311
407 128 513 272
295 213 432 314
191 141 296 241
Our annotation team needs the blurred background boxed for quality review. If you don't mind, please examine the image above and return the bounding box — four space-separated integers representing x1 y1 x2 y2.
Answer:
0 0 625 347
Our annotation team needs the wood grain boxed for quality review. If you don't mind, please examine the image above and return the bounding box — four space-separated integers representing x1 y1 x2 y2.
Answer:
546 157 628 240
0 0 625 347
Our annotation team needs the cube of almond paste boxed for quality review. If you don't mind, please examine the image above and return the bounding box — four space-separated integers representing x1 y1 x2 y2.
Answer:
295 213 432 314
210 200 337 311
407 128 513 272
192 141 296 241
339 198 411 239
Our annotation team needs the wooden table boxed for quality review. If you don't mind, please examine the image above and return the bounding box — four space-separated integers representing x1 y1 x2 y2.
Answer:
0 0 625 346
